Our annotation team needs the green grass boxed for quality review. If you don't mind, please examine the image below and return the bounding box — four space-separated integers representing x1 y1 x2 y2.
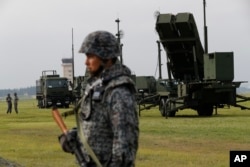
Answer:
1 99 250 167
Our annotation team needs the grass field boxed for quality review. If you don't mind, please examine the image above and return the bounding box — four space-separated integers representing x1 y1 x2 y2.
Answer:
1 99 250 167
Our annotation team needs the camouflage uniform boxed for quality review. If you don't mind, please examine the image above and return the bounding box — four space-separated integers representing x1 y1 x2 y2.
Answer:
14 93 19 113
6 94 12 114
78 31 139 167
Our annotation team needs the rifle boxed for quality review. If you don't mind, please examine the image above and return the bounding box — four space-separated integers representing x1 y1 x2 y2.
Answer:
54 78 104 167
52 106 87 167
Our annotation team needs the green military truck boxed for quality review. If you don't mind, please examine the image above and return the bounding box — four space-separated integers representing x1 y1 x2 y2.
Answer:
36 70 71 108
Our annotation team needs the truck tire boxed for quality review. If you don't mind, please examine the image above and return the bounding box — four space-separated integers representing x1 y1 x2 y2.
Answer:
159 98 166 117
165 99 177 117
38 100 43 108
167 110 176 117
197 105 213 116
43 99 49 108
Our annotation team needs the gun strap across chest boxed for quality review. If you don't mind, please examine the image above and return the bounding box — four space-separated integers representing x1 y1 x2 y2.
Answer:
75 78 103 167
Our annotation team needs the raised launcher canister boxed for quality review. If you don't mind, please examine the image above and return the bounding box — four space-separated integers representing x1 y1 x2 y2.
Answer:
156 13 204 82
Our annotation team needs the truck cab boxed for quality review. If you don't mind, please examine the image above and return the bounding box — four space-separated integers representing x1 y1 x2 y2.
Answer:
36 70 71 108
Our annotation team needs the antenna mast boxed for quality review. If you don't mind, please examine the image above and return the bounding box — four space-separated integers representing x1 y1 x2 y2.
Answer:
203 0 208 53
72 28 75 86
156 40 162 79
115 18 123 64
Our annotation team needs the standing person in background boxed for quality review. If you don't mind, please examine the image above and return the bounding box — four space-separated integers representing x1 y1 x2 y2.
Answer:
6 93 12 114
14 92 19 114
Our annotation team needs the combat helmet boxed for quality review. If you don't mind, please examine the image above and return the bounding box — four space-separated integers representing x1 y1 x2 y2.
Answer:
79 31 120 59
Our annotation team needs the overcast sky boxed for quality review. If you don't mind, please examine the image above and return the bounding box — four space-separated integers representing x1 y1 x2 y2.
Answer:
0 0 249 89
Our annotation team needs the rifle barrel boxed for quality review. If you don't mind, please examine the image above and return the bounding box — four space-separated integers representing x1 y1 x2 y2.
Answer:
52 108 68 134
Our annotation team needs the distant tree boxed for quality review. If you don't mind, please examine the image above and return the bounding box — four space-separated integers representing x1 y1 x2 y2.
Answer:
0 86 36 98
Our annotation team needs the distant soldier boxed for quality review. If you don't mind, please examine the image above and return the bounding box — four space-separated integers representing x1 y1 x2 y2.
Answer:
14 92 19 114
6 94 12 114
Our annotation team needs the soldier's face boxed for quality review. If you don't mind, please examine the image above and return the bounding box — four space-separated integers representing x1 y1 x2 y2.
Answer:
85 54 102 75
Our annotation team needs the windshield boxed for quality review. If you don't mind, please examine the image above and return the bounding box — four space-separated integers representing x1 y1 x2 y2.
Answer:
46 79 68 88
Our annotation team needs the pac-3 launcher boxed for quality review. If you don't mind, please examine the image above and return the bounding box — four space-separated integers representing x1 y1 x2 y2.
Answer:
153 12 250 117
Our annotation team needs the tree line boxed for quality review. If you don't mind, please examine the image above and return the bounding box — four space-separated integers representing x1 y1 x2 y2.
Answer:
0 86 36 98
0 85 249 98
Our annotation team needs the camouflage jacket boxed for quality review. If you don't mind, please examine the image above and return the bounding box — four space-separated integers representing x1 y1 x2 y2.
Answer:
6 96 12 104
14 96 19 104
79 62 139 167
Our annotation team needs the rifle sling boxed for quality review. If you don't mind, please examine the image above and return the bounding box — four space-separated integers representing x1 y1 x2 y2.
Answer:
75 79 103 167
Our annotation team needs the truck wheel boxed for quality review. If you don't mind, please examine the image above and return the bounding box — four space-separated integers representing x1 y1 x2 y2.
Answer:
165 99 176 117
40 99 45 108
197 105 213 116
159 98 166 117
168 111 176 117
38 100 43 108
43 99 49 108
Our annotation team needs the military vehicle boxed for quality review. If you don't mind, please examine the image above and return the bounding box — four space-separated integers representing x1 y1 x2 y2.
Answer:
71 69 90 104
135 76 177 116
136 9 250 117
36 70 71 108
71 76 84 102
135 36 178 116
152 12 250 117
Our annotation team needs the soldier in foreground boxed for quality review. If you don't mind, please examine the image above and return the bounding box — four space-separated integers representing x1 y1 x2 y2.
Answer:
59 30 139 167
